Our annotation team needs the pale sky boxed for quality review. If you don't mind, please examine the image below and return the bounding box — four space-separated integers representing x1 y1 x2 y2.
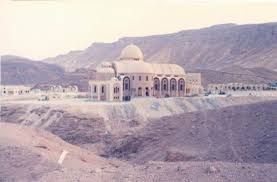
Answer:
1 0 277 60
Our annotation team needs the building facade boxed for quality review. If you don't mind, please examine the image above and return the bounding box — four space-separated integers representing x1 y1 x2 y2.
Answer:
89 44 202 101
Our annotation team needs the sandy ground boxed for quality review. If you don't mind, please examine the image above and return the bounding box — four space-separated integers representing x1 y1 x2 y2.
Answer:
1 95 277 181
0 123 122 182
0 122 276 182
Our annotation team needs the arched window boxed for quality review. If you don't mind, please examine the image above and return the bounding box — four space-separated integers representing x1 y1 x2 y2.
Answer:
161 78 168 91
101 86 105 93
170 78 177 91
154 78 160 91
178 78 185 91
123 77 130 91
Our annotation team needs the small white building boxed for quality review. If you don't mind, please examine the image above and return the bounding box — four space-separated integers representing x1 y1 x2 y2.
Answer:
32 84 79 94
0 85 31 96
207 83 269 94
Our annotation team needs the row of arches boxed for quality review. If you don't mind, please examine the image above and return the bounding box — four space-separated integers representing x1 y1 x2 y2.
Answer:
154 77 185 97
122 76 186 100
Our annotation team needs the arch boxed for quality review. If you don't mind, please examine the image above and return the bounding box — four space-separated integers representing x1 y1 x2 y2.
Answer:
138 87 142 96
161 78 169 97
153 77 160 97
145 87 149 96
100 85 107 101
170 78 177 97
123 77 131 101
161 78 168 91
178 78 185 96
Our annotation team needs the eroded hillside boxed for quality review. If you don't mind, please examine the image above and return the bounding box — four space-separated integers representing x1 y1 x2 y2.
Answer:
0 97 277 182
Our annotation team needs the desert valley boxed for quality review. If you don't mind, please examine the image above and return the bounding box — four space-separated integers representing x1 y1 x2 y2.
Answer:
1 1 277 181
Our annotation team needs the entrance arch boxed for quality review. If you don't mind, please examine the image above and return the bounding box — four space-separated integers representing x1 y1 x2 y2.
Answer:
178 78 185 96
153 77 160 97
161 78 169 97
123 77 131 101
170 78 177 97
145 87 149 96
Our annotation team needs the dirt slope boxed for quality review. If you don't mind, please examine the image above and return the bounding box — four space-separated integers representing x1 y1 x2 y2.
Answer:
1 123 276 182
0 123 119 182
1 97 277 181
105 100 277 164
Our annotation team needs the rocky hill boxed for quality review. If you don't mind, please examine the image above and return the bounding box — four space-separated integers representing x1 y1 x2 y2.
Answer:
1 55 65 85
43 23 277 72
1 56 90 90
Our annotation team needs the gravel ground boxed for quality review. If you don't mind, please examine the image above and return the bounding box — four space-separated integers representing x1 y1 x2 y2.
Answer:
0 97 276 181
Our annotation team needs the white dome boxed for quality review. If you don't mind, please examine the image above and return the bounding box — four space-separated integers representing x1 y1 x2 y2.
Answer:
120 44 143 61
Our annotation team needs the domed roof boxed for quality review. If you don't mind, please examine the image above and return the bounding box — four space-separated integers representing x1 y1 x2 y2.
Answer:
119 44 143 61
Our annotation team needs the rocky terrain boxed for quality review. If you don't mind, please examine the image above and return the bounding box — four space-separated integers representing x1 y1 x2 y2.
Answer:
1 56 89 91
1 55 64 85
0 97 277 181
105 101 277 164
43 23 277 72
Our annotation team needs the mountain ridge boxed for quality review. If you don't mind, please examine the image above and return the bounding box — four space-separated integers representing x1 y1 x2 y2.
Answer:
42 22 277 72
1 55 65 85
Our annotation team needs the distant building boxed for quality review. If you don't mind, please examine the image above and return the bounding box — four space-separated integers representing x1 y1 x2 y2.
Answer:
268 82 277 90
207 83 270 94
186 73 203 96
31 84 78 94
50 85 78 93
0 85 31 96
89 44 202 101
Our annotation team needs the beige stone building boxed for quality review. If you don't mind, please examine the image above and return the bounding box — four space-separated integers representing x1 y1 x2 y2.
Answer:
89 44 202 101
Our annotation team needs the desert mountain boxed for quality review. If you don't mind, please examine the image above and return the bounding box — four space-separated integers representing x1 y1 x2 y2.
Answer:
2 23 277 87
43 23 277 72
1 55 65 85
1 56 90 90
2 55 277 88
